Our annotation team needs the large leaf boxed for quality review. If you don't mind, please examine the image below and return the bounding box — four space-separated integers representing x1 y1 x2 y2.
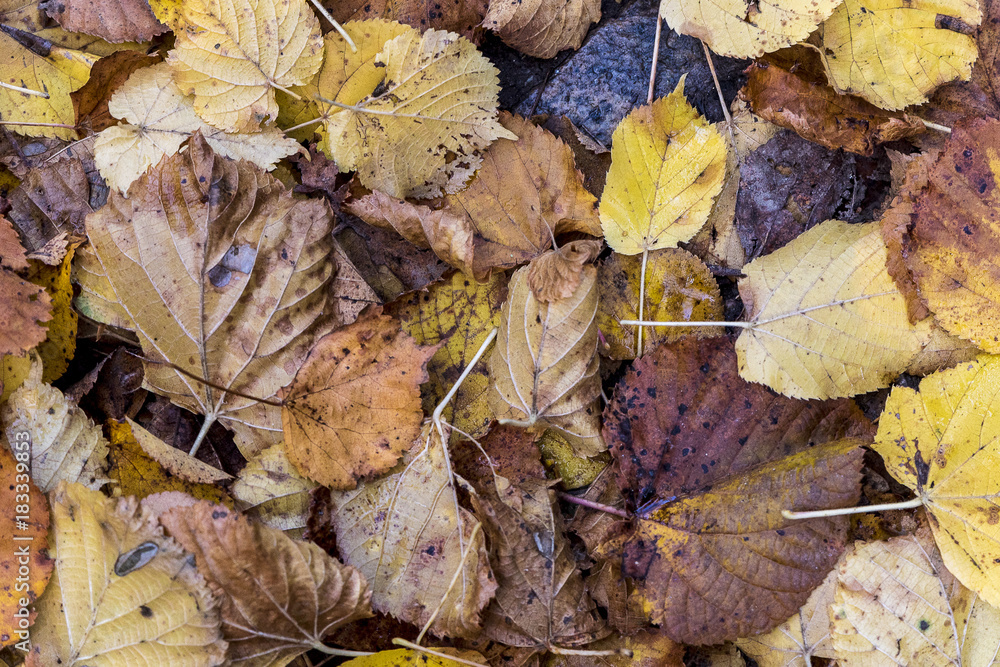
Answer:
81 135 338 457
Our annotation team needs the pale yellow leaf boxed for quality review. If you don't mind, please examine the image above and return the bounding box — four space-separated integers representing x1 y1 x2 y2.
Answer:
127 417 232 484
231 443 316 537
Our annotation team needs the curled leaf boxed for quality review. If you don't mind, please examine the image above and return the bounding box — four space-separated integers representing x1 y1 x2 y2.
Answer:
527 240 602 303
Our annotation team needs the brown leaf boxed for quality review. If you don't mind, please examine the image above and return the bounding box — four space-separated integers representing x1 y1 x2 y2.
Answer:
526 240 602 303
452 423 547 490
600 337 871 643
45 0 166 42
475 476 608 650
161 501 371 666
281 311 436 489
0 272 51 357
545 629 685 667
0 215 28 270
532 114 610 198
324 0 488 41
347 113 601 280
741 52 925 155
72 51 161 131
484 0 601 59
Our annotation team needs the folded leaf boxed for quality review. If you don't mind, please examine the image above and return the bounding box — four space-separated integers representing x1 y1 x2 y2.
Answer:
230 443 316 537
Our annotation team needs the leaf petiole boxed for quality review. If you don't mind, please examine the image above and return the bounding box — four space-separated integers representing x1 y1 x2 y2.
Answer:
620 318 745 328
308 0 358 53
782 497 923 520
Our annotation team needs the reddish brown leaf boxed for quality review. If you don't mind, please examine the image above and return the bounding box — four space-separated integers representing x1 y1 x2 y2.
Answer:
72 51 160 131
45 0 167 42
0 272 51 357
324 0 488 41
0 216 28 271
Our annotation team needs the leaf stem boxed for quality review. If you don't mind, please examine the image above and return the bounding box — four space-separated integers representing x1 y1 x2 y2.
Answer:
557 492 631 518
130 352 283 407
308 643 373 657
647 17 662 105
432 327 498 429
549 647 634 657
283 116 325 134
0 120 74 129
702 40 733 130
391 639 489 667
0 81 49 98
782 497 923 520
308 0 358 53
620 319 744 328
269 81 302 101
188 414 215 457
917 117 952 133
637 248 648 355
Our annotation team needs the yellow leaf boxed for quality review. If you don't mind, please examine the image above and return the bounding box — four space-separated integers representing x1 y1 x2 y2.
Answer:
341 648 489 666
230 443 316 537
660 0 843 58
95 62 301 194
819 0 980 110
82 135 338 457
488 262 604 456
26 483 226 666
71 241 135 331
736 220 932 399
484 0 601 59
323 425 496 638
599 77 726 255
536 428 608 490
319 21 516 198
162 0 323 132
874 355 1000 609
1 360 109 492
830 532 1000 666
597 247 723 359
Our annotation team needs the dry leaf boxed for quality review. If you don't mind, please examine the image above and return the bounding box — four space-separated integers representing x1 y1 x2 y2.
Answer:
544 630 685 667
874 355 1000 608
527 240 602 303
536 428 607 490
161 501 372 666
160 0 323 132
488 264 603 456
319 425 497 638
0 215 28 270
340 648 490 666
281 311 436 489
348 113 600 279
597 248 723 359
95 63 301 195
27 483 226 666
45 0 167 42
2 360 109 492
600 77 726 255
601 336 870 643
326 0 487 39
736 219 932 399
484 0 600 59
82 135 339 457
318 21 515 198
126 417 232 484
231 443 315 537
0 273 51 358
831 531 1000 665
818 0 981 110
71 50 160 131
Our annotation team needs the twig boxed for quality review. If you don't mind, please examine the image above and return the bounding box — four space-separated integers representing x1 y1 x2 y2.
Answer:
782 497 923 520
647 16 663 105
307 0 358 52
557 491 630 518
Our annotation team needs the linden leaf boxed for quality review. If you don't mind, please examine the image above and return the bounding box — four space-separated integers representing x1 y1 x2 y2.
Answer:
160 501 371 666
230 443 316 538
281 311 437 490
347 113 601 279
95 63 301 195
0 444 52 649
736 219 932 399
599 77 726 255
659 0 843 57
905 118 1000 353
483 0 601 59
339 648 490 666
600 337 870 644
27 483 226 666
328 0 487 39
386 270 508 443
318 21 516 198
545 630 685 667
830 531 1000 666
874 355 1000 608
2 360 109 492
44 0 167 42
160 0 323 132
473 477 608 649
596 247 723 359
819 0 981 110
527 239 603 303
0 271 50 357
81 135 338 457
488 262 604 456
318 425 496 638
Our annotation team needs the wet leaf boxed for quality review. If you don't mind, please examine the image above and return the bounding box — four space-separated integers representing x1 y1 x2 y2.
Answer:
484 0 601 59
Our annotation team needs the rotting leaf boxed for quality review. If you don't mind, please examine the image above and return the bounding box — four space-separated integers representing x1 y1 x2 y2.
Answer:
281 310 436 490
600 336 870 644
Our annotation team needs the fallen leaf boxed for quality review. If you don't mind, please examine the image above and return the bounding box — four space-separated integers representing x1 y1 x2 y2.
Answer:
231 443 316 537
830 531 1000 665
160 0 323 132
161 501 372 666
451 422 547 492
83 135 338 456
45 0 167 42
0 271 51 357
0 215 28 270
474 477 608 649
95 63 301 195
71 50 159 132
319 424 496 638
348 112 600 279
659 0 842 58
484 0 600 59
527 240 603 303
126 417 231 484
906 118 1000 353
27 482 226 666
22 242 79 383
386 270 507 443
544 630 685 667
736 219 932 399
318 21 515 198
329 241 383 329
741 53 926 155
600 76 726 254
281 311 436 489
600 336 870 643
2 360 109 492
0 444 52 649
488 264 604 456
339 648 490 666
536 428 608 490
596 247 723 359
818 0 981 110
874 354 1000 608
326 0 488 39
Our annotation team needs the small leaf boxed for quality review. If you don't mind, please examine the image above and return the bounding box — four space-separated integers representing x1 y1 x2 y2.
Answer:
46 0 167 43
340 648 489 666
484 0 601 59
230 443 316 537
